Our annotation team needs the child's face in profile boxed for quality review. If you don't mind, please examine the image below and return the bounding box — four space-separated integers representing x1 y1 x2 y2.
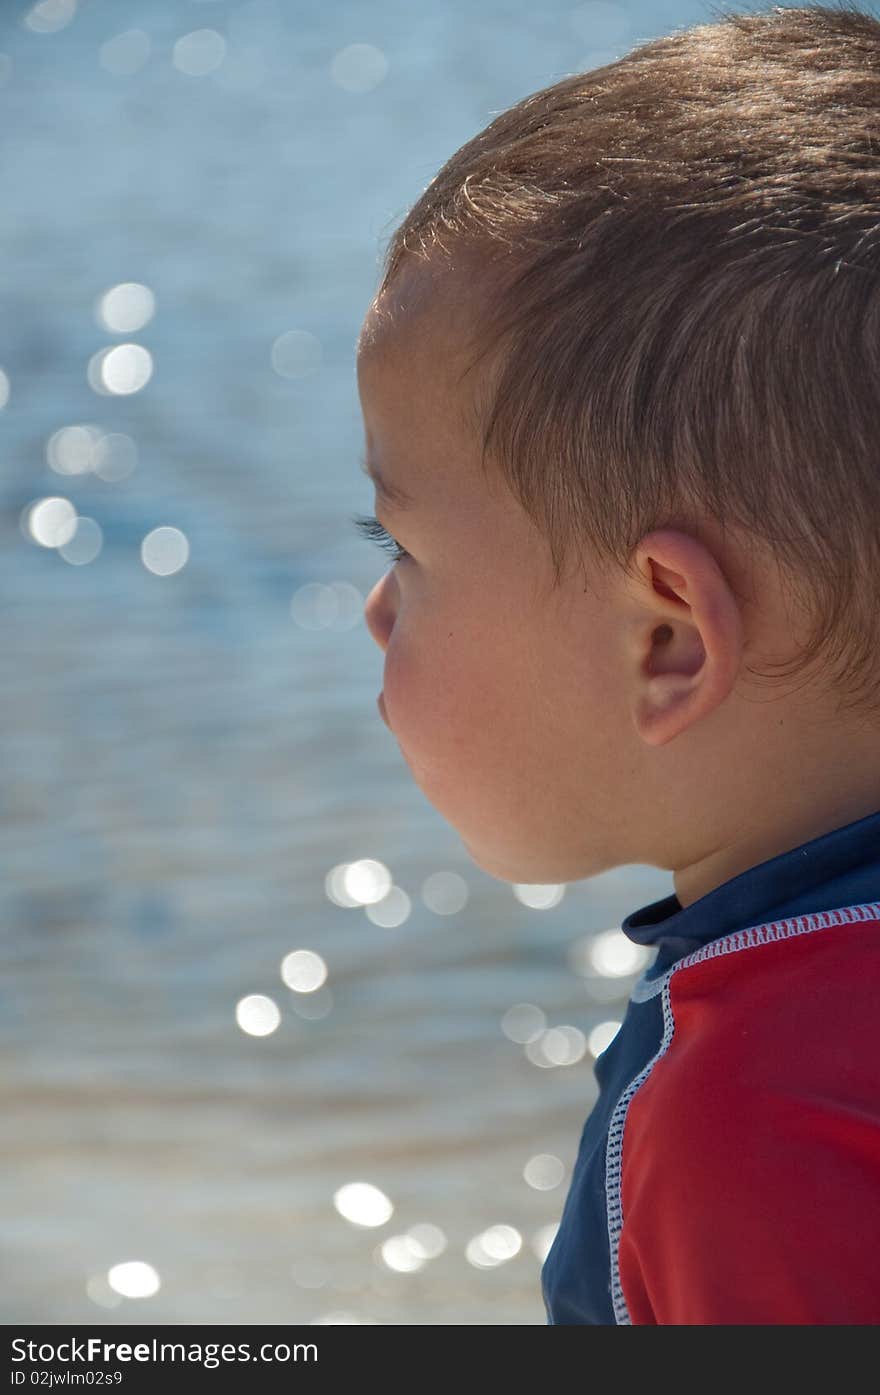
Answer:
357 258 880 902
356 256 645 886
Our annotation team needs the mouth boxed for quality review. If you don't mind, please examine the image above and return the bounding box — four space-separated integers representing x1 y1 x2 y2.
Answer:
377 692 389 726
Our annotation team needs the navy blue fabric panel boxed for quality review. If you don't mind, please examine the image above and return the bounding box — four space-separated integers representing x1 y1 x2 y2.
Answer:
542 804 880 1325
541 990 664 1324
625 805 880 979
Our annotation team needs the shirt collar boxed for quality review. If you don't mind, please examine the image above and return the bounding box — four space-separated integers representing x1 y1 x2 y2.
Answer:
621 805 880 977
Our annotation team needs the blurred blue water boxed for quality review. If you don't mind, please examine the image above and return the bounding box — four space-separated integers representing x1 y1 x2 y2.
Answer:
0 0 689 1324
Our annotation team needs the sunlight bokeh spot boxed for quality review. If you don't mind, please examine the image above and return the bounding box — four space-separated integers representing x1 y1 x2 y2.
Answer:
512 883 566 910
333 1182 393 1229
365 885 410 928
97 282 156 334
325 864 363 909
281 949 328 994
45 424 137 482
46 425 101 476
141 526 189 577
27 497 77 549
588 1019 622 1058
235 994 281 1037
541 1025 588 1067
501 1002 546 1045
22 0 76 35
107 1261 160 1299
271 329 322 379
173 29 227 77
377 1235 427 1273
93 433 138 482
531 1222 560 1263
98 343 153 396
482 1224 522 1261
421 871 469 915
406 1223 447 1258
290 582 343 631
589 929 651 977
465 1224 522 1268
343 859 392 906
330 43 388 93
322 581 366 631
525 1025 588 1068
523 1153 565 1191
569 928 653 979
58 517 103 567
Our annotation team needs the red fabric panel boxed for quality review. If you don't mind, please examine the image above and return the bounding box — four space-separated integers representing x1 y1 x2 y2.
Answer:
618 918 880 1324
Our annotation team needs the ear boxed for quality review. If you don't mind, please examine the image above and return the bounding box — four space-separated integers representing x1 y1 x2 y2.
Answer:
627 530 743 748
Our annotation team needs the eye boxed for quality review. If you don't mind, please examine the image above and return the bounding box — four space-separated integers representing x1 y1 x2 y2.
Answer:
350 512 411 563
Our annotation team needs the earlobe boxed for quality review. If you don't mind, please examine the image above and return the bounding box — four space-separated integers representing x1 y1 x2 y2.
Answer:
633 623 710 746
633 622 742 746
634 671 709 747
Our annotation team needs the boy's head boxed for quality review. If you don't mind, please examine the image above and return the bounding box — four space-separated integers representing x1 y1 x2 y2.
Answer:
356 3 880 906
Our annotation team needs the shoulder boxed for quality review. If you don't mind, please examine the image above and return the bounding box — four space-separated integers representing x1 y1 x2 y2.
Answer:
616 914 880 1323
627 914 880 1170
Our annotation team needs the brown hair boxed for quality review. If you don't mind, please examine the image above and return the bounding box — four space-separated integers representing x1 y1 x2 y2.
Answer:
375 2 880 721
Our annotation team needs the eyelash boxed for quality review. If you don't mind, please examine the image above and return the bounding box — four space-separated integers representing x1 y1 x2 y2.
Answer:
350 512 411 564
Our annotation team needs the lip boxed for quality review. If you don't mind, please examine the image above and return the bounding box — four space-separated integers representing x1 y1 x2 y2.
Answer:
377 691 389 726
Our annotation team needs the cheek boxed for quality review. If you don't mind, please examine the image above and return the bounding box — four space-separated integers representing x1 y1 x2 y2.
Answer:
384 625 520 785
382 621 485 776
382 629 447 736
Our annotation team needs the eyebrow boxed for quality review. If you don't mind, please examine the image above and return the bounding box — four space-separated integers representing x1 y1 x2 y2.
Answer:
360 455 415 511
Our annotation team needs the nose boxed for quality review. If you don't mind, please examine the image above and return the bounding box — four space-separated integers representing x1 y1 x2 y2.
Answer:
363 570 396 652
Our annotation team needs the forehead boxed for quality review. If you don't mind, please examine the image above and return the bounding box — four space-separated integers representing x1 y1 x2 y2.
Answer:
355 255 565 585
358 257 441 357
357 252 491 400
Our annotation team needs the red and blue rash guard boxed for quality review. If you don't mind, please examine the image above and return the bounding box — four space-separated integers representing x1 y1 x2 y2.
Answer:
541 807 880 1324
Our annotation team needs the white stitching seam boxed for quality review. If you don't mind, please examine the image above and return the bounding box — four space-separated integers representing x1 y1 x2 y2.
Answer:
605 899 880 1324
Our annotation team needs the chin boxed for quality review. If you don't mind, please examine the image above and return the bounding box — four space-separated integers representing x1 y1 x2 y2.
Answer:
463 832 618 886
459 835 547 886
